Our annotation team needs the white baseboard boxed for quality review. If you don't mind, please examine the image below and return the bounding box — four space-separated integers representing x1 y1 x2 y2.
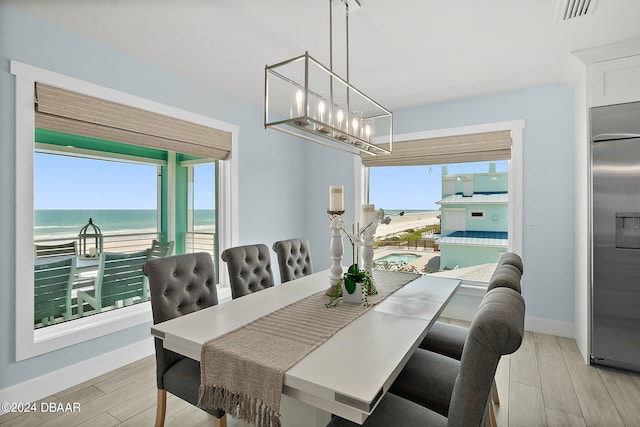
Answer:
0 338 154 414
524 316 575 338
442 286 576 338
443 304 576 338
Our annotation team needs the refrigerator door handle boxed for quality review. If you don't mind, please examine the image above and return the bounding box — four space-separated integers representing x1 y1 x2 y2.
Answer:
593 133 640 142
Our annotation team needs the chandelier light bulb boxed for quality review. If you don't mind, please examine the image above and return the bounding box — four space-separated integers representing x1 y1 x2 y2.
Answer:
295 89 304 116
337 109 344 130
318 101 325 122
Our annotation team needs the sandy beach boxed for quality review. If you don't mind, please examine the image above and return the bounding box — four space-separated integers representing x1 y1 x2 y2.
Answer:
375 211 440 238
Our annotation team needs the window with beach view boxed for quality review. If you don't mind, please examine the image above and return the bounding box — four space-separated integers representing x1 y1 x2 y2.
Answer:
34 149 161 326
33 139 220 328
369 161 509 284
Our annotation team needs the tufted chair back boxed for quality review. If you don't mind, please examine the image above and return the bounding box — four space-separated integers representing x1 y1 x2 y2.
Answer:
221 244 275 299
272 238 313 283
498 252 524 275
448 287 525 426
143 252 218 388
487 263 522 294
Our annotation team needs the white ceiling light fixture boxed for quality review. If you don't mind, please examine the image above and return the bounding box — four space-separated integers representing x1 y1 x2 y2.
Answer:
264 0 393 156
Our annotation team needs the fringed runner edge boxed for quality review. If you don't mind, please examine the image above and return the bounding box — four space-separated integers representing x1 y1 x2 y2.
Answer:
198 384 282 427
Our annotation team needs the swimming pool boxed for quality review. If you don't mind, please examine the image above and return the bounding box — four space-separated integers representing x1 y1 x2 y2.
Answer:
374 253 421 264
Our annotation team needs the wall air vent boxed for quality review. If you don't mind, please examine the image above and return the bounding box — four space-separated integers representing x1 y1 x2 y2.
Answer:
555 0 598 22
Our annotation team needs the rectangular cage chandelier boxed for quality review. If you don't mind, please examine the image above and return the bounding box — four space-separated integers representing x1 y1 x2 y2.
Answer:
264 0 393 156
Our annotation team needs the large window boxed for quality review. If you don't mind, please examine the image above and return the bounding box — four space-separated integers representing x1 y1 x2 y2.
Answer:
362 121 525 286
12 60 237 360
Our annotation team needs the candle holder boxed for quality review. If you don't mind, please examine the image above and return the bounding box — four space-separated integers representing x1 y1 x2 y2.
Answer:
361 208 392 274
327 209 345 295
360 226 376 275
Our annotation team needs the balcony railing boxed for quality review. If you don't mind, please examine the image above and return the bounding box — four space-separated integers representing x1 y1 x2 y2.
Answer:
35 232 163 255
183 231 215 256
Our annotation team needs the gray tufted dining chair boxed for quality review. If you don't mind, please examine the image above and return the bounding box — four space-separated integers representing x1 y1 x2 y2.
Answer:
328 286 525 427
419 253 523 358
143 252 226 427
272 238 313 283
417 252 523 409
221 243 275 299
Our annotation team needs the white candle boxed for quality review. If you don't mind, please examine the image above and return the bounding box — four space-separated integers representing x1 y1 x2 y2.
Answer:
361 204 375 226
318 101 325 123
329 185 344 212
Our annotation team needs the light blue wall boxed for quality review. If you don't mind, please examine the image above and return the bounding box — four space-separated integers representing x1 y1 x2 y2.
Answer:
0 4 306 389
303 142 357 272
393 84 575 324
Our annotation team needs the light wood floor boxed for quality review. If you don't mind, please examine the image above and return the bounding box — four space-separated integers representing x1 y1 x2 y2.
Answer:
2 325 640 427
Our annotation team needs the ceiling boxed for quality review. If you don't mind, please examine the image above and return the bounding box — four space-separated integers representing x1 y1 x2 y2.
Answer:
6 0 640 110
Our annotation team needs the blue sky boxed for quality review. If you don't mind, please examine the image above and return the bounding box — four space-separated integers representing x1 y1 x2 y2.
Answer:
369 161 508 211
35 154 215 209
36 152 504 211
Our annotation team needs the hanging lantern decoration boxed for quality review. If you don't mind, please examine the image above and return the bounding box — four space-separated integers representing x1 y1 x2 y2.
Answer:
78 218 103 257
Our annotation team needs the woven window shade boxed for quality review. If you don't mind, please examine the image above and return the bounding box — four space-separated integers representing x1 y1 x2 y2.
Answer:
361 130 511 167
34 83 231 160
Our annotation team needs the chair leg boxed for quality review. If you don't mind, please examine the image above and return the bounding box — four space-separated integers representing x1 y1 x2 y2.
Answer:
155 389 167 427
491 378 500 404
213 415 227 427
487 401 498 427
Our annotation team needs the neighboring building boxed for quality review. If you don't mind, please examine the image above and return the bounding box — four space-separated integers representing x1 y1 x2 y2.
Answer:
436 163 508 269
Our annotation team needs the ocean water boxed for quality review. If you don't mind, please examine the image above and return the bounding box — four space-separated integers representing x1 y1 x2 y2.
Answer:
384 209 437 216
35 209 215 239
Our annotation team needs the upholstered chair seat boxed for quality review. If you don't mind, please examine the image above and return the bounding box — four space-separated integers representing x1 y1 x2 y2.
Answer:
221 244 275 299
420 252 524 358
272 238 313 283
143 252 226 427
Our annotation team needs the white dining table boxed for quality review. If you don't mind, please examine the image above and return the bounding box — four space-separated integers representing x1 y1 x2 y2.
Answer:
151 270 460 426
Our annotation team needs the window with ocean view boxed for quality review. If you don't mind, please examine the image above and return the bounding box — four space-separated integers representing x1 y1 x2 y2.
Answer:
26 126 229 346
34 149 161 327
368 160 509 285
14 62 237 360
33 139 223 328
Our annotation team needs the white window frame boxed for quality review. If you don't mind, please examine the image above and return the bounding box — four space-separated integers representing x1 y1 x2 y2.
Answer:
11 60 239 360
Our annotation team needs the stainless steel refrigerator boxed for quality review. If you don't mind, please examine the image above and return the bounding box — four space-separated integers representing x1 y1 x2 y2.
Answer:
591 100 640 372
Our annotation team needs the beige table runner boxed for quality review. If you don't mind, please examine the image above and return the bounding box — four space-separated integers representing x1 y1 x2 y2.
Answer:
198 270 418 427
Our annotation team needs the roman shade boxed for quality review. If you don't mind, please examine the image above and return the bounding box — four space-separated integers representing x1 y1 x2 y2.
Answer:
361 130 511 167
34 82 231 160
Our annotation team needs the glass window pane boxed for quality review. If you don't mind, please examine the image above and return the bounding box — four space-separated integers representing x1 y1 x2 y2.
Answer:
34 152 158 327
369 161 508 283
